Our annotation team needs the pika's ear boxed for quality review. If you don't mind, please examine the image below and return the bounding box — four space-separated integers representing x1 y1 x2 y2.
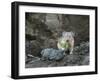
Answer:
71 31 75 37
62 31 66 36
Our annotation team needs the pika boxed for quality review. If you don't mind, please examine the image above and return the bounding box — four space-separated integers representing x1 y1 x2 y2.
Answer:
57 31 75 54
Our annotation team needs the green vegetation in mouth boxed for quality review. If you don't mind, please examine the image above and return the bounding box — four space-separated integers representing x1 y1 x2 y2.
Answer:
59 40 69 49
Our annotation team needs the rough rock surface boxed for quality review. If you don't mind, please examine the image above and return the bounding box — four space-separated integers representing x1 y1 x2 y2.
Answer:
25 42 89 68
41 48 65 61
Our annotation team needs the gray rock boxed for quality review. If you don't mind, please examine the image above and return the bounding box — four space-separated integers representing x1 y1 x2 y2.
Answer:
41 48 65 61
25 40 42 57
73 41 89 55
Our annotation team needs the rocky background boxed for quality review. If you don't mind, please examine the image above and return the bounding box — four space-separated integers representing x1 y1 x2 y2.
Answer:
25 12 89 68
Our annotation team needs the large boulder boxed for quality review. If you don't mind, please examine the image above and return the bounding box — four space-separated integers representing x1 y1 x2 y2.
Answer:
41 48 65 61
